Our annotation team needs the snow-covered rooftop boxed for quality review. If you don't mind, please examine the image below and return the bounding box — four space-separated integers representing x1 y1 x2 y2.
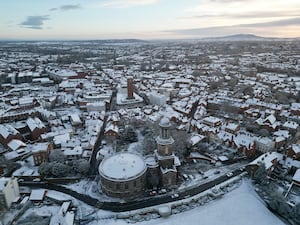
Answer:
99 152 146 180
26 117 45 131
0 124 19 139
7 139 26 151
293 169 300 183
0 177 9 191
29 189 46 201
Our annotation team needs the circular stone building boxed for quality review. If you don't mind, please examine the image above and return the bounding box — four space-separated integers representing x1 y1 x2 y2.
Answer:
99 152 147 198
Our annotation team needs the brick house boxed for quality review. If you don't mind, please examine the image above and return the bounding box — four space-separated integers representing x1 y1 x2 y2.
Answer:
31 142 53 166
0 124 23 148
26 117 47 140
246 152 280 177
287 144 300 160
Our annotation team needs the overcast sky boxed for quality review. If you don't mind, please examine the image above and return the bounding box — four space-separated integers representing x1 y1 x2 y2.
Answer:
1 0 300 40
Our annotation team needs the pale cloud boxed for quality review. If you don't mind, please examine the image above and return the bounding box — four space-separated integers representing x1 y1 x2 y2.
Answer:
50 4 82 11
168 17 300 38
185 9 300 20
19 15 50 30
96 0 160 8
209 0 251 2
185 0 300 20
179 0 300 31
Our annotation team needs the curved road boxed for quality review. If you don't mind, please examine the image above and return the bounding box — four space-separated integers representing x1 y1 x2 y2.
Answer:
20 168 245 212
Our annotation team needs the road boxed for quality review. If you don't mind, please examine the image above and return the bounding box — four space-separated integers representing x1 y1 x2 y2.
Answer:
88 89 116 175
20 168 245 212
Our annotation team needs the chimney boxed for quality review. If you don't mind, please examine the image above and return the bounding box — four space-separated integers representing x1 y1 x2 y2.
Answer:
127 76 134 99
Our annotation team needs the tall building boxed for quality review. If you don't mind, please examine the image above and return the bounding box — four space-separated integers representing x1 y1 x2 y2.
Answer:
155 117 178 187
127 76 134 99
116 76 143 109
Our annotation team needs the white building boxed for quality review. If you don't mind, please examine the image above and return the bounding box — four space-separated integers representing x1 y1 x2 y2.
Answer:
149 91 167 106
256 137 275 153
0 177 20 210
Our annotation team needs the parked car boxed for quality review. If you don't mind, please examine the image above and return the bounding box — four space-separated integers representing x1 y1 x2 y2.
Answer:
158 189 167 194
226 172 233 177
214 170 221 174
149 190 157 196
171 193 179 198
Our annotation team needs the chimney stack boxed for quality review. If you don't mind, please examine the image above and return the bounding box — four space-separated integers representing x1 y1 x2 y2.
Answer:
127 76 134 99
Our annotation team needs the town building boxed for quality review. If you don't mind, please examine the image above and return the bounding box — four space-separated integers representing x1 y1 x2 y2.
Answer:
155 117 179 187
26 117 47 140
116 77 144 109
0 124 23 148
31 142 52 166
98 117 180 198
0 177 20 210
98 152 147 198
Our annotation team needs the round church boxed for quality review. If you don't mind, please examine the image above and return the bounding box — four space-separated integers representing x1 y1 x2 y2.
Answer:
98 117 180 198
98 152 147 198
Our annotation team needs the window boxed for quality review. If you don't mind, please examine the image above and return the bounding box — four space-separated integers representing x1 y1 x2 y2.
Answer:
162 128 168 138
125 184 128 189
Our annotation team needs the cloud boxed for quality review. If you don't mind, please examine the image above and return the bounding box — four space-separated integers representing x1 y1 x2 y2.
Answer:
184 0 300 20
185 9 300 20
99 0 160 8
19 15 50 29
168 17 300 37
50 4 82 11
242 17 300 27
209 0 250 2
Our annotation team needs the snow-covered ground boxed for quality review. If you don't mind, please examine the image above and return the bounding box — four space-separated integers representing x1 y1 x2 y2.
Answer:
3 178 285 225
86 179 285 225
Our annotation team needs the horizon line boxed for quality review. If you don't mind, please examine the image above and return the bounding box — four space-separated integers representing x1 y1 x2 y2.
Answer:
0 33 300 42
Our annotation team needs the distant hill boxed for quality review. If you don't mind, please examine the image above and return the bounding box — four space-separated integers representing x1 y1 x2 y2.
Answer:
202 34 267 41
0 39 147 44
200 33 300 41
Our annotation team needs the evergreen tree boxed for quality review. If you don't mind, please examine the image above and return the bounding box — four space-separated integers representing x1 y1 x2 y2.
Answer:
253 163 268 185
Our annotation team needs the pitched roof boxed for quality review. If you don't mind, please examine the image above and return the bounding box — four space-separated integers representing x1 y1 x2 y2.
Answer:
26 117 45 132
0 124 19 139
7 139 26 151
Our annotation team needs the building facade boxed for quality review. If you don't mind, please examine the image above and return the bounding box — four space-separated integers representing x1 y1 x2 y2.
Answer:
155 117 178 187
0 177 20 210
99 152 147 198
32 142 53 166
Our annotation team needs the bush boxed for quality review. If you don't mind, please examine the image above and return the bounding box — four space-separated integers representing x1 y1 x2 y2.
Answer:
38 162 52 176
51 162 71 177
120 126 138 144
73 159 90 175
253 163 268 185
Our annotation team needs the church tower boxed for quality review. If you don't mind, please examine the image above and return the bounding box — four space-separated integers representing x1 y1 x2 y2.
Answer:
155 117 178 187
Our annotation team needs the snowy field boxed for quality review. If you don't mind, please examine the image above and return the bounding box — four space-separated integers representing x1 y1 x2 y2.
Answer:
88 179 285 225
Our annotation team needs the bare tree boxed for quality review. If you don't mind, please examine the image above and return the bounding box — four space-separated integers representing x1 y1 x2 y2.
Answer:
171 129 190 160
143 136 156 155
49 149 65 163
73 159 90 175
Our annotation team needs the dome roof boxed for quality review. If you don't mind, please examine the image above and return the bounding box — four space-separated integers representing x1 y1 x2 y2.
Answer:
99 152 146 181
159 117 171 127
